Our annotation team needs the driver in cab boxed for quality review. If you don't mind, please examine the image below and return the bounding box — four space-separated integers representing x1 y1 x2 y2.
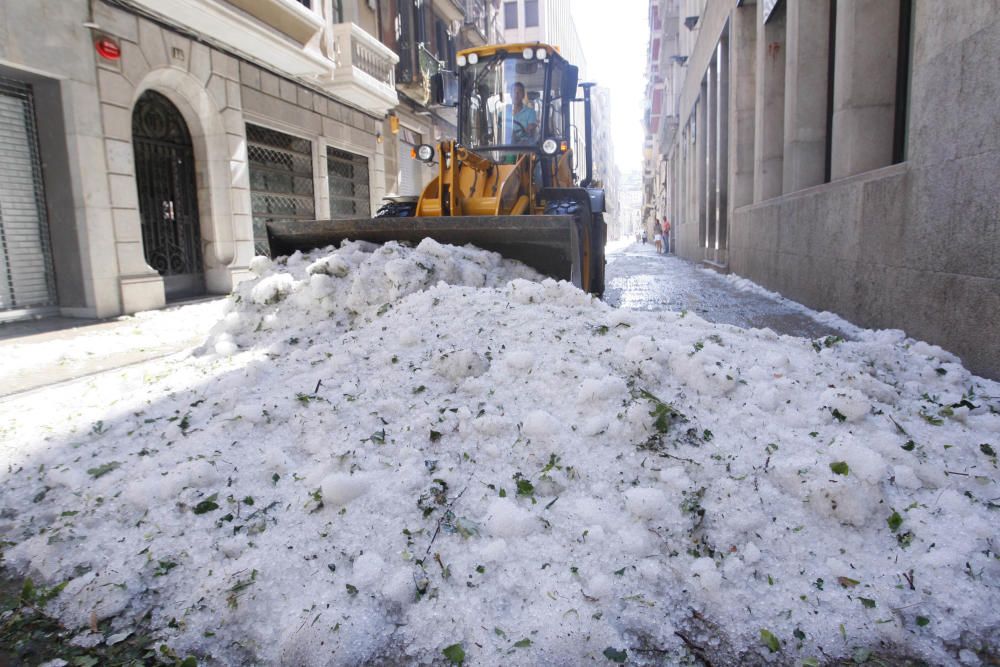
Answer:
506 81 537 145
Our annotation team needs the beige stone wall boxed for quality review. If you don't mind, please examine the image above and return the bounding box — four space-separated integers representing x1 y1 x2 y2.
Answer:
0 1 394 318
93 5 257 312
238 59 387 221
658 0 1000 377
727 2 1000 379
0 0 122 318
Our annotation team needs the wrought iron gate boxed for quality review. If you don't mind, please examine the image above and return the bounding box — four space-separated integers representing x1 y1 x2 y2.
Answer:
132 90 204 298
0 77 57 319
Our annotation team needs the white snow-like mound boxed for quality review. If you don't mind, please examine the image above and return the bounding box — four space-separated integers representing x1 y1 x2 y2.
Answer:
1 240 998 666
198 238 545 356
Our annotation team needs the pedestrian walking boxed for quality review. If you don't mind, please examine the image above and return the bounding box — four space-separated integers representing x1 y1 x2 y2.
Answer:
662 218 671 254
654 228 663 253
641 230 648 244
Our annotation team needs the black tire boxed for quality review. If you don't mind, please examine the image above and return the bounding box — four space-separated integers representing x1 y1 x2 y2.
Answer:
545 199 607 295
590 214 607 298
543 200 582 216
374 201 417 218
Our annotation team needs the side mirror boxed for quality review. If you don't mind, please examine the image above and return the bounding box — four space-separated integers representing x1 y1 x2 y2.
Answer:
431 71 460 107
562 65 579 101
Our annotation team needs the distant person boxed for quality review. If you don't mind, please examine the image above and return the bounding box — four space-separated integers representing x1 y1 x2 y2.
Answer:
662 217 671 254
641 230 648 244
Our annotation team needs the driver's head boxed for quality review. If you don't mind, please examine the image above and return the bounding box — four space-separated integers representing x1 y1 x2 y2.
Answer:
512 81 525 105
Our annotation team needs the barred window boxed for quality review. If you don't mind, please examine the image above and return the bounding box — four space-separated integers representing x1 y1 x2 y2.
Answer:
245 123 315 255
327 147 371 218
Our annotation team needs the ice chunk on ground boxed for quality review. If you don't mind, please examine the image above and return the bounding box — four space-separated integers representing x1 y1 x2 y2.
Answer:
321 473 369 506
351 552 385 589
522 409 559 439
820 387 871 422
251 273 295 305
624 335 657 361
248 255 272 276
485 498 536 537
623 487 668 519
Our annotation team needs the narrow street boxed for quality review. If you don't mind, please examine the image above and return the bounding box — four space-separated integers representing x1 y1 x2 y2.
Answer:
0 243 851 399
0 0 996 663
604 242 849 339
0 241 854 400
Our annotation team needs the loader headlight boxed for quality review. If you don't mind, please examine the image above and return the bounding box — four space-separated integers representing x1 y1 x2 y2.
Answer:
522 47 534 60
535 48 547 60
541 138 559 155
467 53 479 65
457 54 467 67
416 144 435 162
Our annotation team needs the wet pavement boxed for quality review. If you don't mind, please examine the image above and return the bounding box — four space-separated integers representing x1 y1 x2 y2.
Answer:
604 242 848 339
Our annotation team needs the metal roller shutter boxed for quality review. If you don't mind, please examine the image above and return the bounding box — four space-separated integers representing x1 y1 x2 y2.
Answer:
0 77 56 318
397 127 433 197
397 136 420 196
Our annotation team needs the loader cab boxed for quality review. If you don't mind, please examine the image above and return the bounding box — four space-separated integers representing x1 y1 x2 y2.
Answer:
453 45 578 172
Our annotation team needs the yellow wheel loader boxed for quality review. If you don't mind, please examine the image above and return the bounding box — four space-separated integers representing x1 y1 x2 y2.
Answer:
267 43 607 295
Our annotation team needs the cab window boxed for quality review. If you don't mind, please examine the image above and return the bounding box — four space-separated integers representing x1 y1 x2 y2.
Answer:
461 55 545 150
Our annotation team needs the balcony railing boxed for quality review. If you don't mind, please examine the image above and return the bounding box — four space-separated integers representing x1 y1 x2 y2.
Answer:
396 44 445 107
323 22 399 114
418 44 445 80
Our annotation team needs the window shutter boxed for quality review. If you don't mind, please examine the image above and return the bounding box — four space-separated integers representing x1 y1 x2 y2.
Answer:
398 1 414 82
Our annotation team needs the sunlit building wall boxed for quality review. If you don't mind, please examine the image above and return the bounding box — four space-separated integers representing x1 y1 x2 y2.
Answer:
643 0 1000 379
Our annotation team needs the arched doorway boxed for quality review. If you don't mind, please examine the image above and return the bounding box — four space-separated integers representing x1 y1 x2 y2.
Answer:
132 90 204 298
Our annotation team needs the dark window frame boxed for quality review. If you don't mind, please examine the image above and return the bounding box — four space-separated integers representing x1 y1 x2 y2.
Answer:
524 0 539 27
504 1 518 29
892 0 913 164
824 0 837 183
245 123 316 255
327 146 371 218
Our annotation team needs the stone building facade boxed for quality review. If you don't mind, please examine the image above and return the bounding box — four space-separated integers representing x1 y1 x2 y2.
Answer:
590 86 620 240
643 0 1000 378
501 0 587 72
0 0 501 324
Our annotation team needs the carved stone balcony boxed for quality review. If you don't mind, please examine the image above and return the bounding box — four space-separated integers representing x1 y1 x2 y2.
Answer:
322 22 399 115
129 0 330 77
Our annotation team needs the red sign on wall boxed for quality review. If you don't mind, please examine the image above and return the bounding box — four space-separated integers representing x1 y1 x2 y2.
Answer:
95 36 121 61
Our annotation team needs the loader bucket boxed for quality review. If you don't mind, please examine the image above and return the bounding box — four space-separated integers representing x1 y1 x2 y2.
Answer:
266 215 585 288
